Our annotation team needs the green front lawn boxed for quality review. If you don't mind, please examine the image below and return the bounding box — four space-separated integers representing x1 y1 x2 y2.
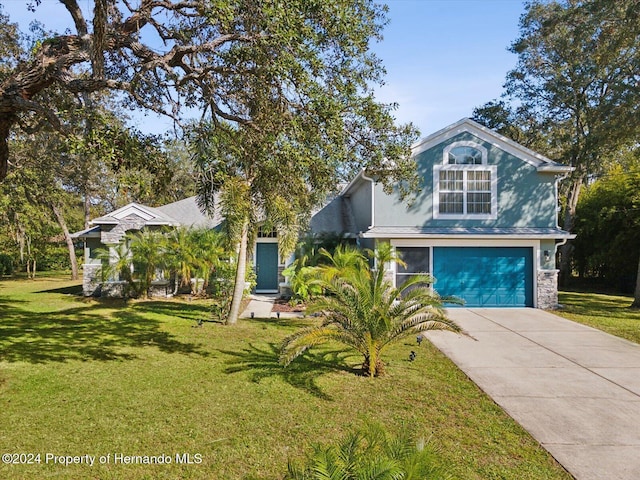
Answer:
0 275 570 479
557 290 640 344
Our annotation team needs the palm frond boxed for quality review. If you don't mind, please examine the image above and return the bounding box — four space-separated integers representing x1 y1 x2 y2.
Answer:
281 244 460 376
279 326 362 367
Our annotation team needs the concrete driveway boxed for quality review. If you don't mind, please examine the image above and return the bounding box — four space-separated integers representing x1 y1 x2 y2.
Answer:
424 308 640 480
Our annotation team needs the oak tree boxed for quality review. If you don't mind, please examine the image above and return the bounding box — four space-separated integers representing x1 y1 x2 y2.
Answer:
489 0 640 283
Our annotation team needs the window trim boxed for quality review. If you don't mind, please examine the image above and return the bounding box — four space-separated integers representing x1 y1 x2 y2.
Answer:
394 246 431 290
433 164 498 219
443 141 488 165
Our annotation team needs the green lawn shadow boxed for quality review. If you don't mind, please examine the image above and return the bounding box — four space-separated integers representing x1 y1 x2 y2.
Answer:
0 300 209 363
220 342 358 400
37 284 84 295
560 291 638 318
139 300 212 323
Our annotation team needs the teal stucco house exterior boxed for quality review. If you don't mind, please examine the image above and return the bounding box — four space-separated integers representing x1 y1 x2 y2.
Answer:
75 118 573 308
311 118 574 309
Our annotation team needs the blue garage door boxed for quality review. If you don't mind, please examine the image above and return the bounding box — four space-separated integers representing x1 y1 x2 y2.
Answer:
433 247 533 307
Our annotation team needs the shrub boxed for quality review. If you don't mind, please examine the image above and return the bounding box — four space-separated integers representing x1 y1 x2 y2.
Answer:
280 244 461 377
283 232 355 303
286 422 451 480
0 253 14 276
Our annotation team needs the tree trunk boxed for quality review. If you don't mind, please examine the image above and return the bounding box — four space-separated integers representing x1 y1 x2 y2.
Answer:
51 203 79 280
559 176 583 287
631 255 640 309
25 235 33 278
83 192 91 229
0 117 14 182
226 221 249 325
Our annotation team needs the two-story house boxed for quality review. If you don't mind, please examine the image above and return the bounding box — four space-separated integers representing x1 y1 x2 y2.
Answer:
310 118 574 308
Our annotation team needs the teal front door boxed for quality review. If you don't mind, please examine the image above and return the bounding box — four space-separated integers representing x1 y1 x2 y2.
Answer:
255 242 279 291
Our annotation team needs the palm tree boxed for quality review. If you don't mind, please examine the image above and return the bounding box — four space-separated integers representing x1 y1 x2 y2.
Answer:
165 227 198 295
128 229 166 298
283 234 356 303
191 228 226 293
280 244 461 377
95 242 133 283
286 422 450 480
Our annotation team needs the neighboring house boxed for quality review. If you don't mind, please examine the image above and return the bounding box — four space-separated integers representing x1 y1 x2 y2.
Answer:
74 118 573 308
72 196 287 296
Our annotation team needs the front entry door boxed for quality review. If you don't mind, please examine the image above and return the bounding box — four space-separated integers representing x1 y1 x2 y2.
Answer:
255 242 279 291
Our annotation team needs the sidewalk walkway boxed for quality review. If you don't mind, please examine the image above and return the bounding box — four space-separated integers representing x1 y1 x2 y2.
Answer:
240 294 305 319
424 308 640 480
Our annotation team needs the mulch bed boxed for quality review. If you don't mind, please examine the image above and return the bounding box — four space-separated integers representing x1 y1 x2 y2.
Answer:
271 298 306 313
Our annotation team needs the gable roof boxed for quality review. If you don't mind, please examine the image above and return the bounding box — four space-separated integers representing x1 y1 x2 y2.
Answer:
87 197 218 229
411 118 573 173
90 203 178 226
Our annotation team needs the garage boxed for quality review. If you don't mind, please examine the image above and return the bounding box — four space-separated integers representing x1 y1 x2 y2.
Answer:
433 247 534 307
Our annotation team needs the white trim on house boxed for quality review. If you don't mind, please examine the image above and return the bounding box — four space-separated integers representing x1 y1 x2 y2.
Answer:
433 164 498 220
361 171 376 229
536 164 574 173
412 118 566 170
443 141 488 165
389 238 543 308
360 227 574 239
390 238 540 248
89 203 181 227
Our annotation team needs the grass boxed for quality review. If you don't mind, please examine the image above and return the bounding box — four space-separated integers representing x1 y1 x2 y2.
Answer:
556 290 640 344
0 275 571 479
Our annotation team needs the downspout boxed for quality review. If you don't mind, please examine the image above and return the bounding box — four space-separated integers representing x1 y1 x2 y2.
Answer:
554 171 574 270
555 172 571 230
360 170 385 272
360 170 375 230
554 238 569 260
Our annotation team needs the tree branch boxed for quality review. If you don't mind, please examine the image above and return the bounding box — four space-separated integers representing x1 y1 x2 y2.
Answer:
60 0 88 36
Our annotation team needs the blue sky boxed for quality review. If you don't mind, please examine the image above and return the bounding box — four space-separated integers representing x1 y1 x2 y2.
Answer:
1 0 525 138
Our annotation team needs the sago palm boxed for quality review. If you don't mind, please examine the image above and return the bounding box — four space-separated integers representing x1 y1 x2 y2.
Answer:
286 422 450 480
280 244 461 377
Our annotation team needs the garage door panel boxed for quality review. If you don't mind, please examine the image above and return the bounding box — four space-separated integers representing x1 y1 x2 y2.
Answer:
433 247 533 307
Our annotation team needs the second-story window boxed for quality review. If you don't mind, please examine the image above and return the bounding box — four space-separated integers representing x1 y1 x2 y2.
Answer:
434 142 497 219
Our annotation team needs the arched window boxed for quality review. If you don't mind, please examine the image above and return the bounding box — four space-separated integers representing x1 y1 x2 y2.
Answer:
443 141 487 165
447 145 483 164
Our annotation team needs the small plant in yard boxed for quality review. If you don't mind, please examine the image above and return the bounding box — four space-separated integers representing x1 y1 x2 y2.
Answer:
283 233 355 305
209 260 236 321
286 422 451 480
280 244 461 377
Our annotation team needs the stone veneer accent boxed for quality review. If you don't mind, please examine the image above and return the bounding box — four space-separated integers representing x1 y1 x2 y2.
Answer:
537 269 559 309
82 264 102 296
100 214 147 244
101 281 128 298
149 280 172 298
